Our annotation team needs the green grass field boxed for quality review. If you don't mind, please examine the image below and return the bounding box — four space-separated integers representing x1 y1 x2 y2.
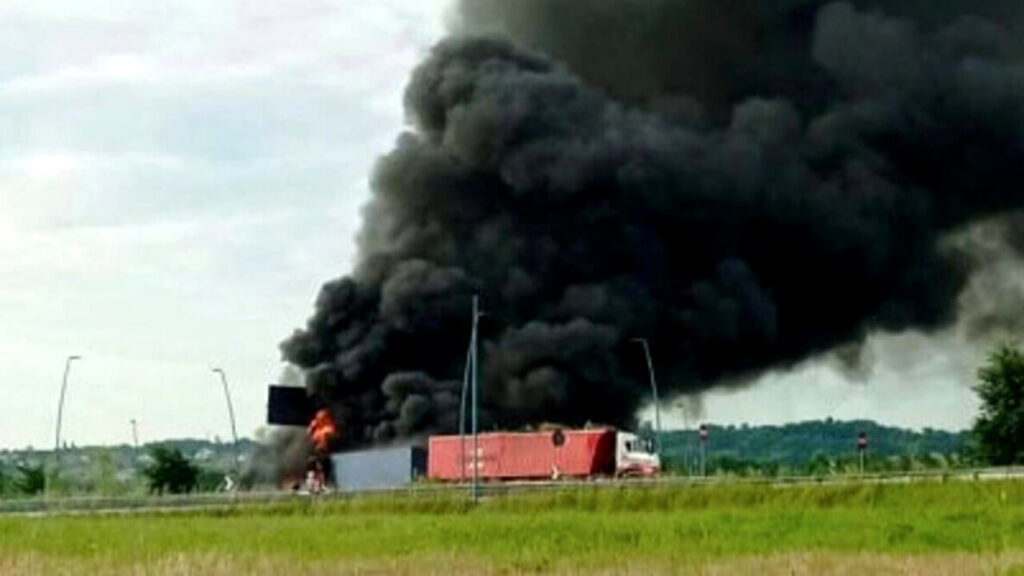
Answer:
3 481 1024 575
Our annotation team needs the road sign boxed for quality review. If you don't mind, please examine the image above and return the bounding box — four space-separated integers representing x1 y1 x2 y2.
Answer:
857 432 868 452
267 385 314 426
699 424 708 442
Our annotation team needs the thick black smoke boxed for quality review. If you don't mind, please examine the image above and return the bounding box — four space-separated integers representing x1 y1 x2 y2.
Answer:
282 0 1024 448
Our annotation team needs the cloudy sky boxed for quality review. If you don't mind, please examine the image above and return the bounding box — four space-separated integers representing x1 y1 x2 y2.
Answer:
0 1 981 450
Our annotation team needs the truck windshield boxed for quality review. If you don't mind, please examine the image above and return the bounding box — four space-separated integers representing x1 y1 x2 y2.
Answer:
625 439 654 454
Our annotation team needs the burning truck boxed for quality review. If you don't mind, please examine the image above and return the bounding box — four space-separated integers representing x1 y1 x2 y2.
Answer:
267 385 660 492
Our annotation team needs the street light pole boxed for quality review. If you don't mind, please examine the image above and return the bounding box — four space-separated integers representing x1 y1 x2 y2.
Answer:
54 355 82 467
130 419 139 450
458 296 487 497
631 339 662 456
129 418 141 486
471 295 481 504
212 368 240 477
458 343 472 485
699 424 708 478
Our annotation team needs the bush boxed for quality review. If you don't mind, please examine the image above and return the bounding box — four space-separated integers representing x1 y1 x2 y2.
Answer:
143 446 199 495
973 343 1024 465
14 465 46 496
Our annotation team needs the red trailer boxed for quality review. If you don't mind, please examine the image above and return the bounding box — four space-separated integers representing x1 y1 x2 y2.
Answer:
428 428 659 481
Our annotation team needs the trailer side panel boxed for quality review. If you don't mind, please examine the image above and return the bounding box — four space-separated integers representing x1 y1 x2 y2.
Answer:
332 446 426 492
428 429 616 481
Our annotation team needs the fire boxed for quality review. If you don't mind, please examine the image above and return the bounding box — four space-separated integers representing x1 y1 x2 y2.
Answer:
307 409 337 454
304 409 338 494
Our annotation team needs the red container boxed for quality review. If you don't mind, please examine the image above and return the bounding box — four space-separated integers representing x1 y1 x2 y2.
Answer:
428 428 617 481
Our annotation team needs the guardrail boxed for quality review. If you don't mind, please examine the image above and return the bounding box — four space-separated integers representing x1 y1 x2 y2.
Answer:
4 466 1023 516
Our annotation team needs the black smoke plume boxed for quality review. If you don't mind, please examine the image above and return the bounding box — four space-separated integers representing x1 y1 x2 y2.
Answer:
281 0 1024 448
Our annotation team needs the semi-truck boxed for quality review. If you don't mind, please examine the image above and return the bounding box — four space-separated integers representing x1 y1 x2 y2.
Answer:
266 386 660 491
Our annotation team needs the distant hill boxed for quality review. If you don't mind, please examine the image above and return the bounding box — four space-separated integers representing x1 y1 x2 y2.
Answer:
659 419 969 470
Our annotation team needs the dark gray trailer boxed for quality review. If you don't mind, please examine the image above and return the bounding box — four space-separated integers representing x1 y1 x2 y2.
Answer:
331 446 426 492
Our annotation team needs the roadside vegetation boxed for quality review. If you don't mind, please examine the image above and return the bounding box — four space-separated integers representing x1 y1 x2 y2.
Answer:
3 481 1024 574
0 442 239 500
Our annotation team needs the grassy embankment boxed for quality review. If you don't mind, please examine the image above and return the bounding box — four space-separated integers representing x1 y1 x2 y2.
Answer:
3 480 1024 575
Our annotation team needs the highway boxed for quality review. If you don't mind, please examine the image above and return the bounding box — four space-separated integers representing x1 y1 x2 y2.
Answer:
5 467 1024 517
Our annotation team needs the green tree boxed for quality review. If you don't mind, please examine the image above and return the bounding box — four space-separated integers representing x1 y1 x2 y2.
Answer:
14 464 46 496
0 464 9 496
196 468 230 492
143 446 199 495
973 343 1024 465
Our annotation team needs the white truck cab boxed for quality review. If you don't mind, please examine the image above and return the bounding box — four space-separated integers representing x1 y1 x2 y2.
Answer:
614 431 661 477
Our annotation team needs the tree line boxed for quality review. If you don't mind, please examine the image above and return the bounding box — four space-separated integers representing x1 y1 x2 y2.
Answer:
0 440 251 498
660 342 1024 477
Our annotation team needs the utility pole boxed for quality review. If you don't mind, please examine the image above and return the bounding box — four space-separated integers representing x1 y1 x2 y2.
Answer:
631 339 662 456
212 368 240 478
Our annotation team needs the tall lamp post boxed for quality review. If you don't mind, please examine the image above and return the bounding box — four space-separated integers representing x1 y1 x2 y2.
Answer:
457 295 484 502
470 296 482 503
212 368 240 477
130 419 140 450
54 355 82 468
129 418 141 486
631 339 662 456
458 343 472 485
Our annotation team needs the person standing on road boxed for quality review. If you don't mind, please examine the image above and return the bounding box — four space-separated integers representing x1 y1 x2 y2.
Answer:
307 409 338 493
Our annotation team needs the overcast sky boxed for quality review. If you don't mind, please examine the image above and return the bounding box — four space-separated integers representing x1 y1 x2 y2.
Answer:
0 1 981 451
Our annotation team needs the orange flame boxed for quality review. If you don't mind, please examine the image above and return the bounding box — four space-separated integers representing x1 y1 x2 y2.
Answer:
307 409 338 453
